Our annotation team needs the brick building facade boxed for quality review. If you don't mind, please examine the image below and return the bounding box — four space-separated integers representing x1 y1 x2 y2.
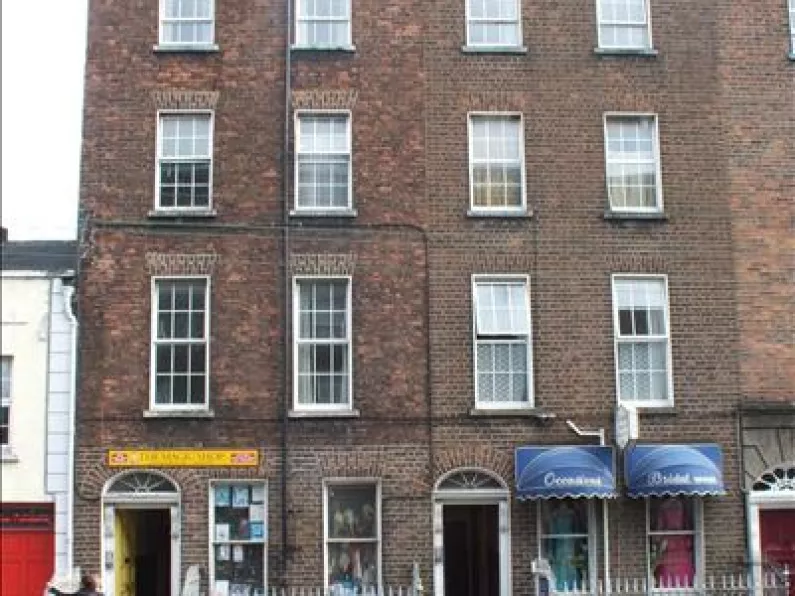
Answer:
74 0 794 594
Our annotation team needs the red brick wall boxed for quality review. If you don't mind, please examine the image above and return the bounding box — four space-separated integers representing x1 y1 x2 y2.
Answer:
74 0 791 592
718 1 795 402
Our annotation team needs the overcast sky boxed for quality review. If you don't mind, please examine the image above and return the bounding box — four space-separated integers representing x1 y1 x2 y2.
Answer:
2 0 88 241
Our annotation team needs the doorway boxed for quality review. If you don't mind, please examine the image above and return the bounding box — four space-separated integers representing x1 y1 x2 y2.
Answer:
102 471 181 596
443 504 499 596
115 509 171 596
759 509 795 596
746 464 795 596
432 468 511 596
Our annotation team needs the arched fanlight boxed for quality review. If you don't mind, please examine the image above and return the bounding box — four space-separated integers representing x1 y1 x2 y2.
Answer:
106 471 179 494
752 463 795 492
436 468 507 491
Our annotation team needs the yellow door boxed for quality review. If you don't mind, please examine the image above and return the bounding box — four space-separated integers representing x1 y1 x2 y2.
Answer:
115 510 137 596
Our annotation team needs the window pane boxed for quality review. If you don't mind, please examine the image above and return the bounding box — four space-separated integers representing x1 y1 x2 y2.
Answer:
174 345 189 373
1 358 12 399
476 281 529 335
155 376 171 404
327 541 379 592
606 117 658 209
470 116 523 209
327 485 377 539
540 500 591 591
173 375 188 404
189 375 205 404
190 344 206 373
649 497 694 532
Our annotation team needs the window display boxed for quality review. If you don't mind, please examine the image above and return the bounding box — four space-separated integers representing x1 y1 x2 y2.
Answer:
540 500 592 590
211 482 267 596
648 497 698 588
325 483 380 595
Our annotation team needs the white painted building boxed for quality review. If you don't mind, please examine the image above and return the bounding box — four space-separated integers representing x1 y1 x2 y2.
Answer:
1 234 78 594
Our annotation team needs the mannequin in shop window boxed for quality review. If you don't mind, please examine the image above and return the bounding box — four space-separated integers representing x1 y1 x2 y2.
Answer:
549 501 580 590
653 498 695 588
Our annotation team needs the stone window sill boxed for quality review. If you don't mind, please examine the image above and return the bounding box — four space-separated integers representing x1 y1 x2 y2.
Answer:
461 45 528 55
290 44 356 53
148 209 217 219
594 47 659 57
288 409 361 419
638 406 677 415
143 409 215 419
467 209 532 219
469 407 556 420
153 43 220 54
604 210 667 221
290 208 358 218
1 450 19 463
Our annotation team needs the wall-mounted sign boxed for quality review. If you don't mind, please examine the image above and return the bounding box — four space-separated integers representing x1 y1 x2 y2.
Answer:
0 503 55 530
108 449 259 468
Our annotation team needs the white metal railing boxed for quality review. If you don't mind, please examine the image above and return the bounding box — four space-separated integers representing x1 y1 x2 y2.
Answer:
550 569 792 596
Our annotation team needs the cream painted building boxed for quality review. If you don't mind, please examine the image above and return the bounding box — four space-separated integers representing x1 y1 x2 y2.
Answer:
1 234 77 594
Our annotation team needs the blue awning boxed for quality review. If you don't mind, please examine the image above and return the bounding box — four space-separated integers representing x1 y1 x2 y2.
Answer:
515 446 617 500
625 444 726 497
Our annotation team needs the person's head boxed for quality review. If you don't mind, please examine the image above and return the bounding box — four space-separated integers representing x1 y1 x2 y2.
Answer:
80 574 97 591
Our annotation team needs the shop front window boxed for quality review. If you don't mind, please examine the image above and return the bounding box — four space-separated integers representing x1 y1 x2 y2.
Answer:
540 500 592 591
325 482 381 594
648 497 700 588
210 481 267 596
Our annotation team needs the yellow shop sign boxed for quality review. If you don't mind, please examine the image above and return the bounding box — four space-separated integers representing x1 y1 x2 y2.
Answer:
108 449 259 468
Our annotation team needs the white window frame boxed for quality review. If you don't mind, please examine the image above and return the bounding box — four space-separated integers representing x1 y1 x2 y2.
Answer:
208 480 268 596
596 0 653 50
537 500 598 592
294 110 353 213
1 356 11 453
465 0 523 49
294 0 353 49
603 113 663 214
646 497 704 590
789 0 795 54
158 0 216 47
150 275 211 411
468 112 527 215
292 275 354 411
472 274 534 409
155 110 214 212
611 274 674 409
323 479 382 594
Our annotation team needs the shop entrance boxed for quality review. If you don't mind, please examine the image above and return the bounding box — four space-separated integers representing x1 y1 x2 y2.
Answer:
443 504 499 596
747 463 795 596
102 471 182 596
115 509 171 596
432 468 511 596
760 509 795 596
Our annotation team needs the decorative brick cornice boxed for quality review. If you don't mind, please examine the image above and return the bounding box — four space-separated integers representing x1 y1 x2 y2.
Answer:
151 90 220 111
606 253 668 273
462 91 528 112
289 253 357 276
145 253 220 275
316 449 385 478
292 89 358 111
433 446 512 487
463 253 534 271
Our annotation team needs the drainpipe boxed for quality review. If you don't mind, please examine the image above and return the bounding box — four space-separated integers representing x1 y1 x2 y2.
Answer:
280 0 293 583
565 421 610 592
62 281 78 573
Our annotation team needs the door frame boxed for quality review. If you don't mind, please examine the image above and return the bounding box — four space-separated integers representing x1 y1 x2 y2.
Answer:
432 468 511 596
747 490 795 592
101 473 181 596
